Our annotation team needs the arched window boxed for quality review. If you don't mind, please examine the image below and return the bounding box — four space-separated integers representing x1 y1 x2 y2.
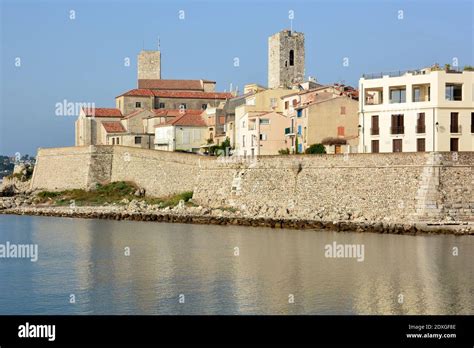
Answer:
289 50 294 66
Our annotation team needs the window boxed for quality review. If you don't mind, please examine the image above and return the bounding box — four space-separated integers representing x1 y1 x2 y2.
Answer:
289 50 294 66
158 102 165 109
242 135 246 147
297 125 302 135
116 137 120 145
337 126 345 136
112 138 115 145
180 103 187 109
182 131 190 144
371 140 379 153
413 87 421 102
416 113 425 133
417 138 425 152
297 109 302 118
270 98 277 108
450 138 459 152
260 133 267 141
292 99 298 107
134 137 142 144
251 148 255 157
471 112 474 133
251 135 254 146
135 102 141 108
340 106 346 115
371 115 379 135
450 112 459 133
242 121 245 128
445 84 462 101
391 114 404 134
285 101 289 109
202 104 207 110
260 118 270 125
392 139 403 152
389 87 406 103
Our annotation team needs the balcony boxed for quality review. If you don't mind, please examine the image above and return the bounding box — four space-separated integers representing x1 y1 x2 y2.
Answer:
450 125 461 134
416 125 426 134
285 127 295 136
370 127 379 135
390 126 404 135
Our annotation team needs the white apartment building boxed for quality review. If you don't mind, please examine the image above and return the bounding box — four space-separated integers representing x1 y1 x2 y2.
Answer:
359 67 473 153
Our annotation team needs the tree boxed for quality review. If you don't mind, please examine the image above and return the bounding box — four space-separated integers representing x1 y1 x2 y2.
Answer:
305 144 326 154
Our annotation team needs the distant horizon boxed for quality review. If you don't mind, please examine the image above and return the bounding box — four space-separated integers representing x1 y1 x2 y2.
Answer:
1 0 473 156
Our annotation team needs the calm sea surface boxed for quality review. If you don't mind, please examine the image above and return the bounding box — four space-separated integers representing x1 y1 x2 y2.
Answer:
0 215 473 315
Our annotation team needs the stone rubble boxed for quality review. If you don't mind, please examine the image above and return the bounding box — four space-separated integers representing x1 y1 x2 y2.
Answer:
0 195 472 236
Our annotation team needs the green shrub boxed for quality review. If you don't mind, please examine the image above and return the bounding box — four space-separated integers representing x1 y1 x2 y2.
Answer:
278 148 290 155
305 144 326 154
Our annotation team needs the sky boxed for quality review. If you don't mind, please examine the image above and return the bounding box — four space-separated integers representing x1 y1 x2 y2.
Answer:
0 0 472 156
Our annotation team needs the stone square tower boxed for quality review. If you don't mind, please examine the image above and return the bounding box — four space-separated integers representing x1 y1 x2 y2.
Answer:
138 50 161 80
268 30 305 89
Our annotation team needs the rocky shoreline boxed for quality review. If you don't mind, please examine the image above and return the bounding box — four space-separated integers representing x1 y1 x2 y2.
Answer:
0 195 472 236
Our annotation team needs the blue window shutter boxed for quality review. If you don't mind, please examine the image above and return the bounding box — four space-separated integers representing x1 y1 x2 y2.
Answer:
298 125 302 135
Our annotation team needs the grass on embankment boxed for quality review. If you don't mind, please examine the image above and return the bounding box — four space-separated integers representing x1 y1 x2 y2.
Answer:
35 181 193 207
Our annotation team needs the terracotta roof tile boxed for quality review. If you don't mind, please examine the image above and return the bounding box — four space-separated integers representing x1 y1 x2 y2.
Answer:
102 121 126 133
152 90 233 99
117 89 154 98
152 109 203 117
119 88 232 100
83 107 123 118
138 79 215 90
155 112 206 127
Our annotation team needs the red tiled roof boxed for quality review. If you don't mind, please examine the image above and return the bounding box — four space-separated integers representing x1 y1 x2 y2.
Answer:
102 121 126 133
152 90 232 99
156 112 206 127
152 109 203 117
117 89 154 98
122 108 149 119
138 79 215 90
119 89 232 99
83 107 123 118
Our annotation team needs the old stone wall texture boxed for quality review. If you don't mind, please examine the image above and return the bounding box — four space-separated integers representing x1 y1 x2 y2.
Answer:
193 152 474 222
109 146 207 197
30 146 95 191
30 146 473 222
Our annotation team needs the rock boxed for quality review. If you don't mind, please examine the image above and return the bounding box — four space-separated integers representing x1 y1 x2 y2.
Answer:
0 184 17 197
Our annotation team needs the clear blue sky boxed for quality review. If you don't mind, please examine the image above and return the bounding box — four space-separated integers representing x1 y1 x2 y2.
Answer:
0 0 472 156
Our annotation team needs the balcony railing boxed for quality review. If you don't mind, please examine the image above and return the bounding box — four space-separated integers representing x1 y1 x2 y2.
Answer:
370 127 379 135
390 126 404 135
416 125 426 134
450 125 461 133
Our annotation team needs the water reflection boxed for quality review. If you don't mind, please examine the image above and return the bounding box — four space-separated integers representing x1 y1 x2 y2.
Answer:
0 215 472 314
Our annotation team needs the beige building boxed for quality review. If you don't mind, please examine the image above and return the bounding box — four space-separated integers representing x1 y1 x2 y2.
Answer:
236 111 288 156
359 66 474 153
234 87 296 156
154 111 207 152
75 107 123 146
281 84 359 153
